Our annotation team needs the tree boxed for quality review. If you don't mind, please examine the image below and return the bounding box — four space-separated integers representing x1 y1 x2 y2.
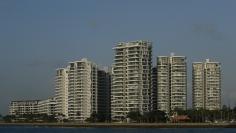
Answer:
88 112 98 122
142 111 167 123
127 111 142 122
152 110 167 123
3 115 16 123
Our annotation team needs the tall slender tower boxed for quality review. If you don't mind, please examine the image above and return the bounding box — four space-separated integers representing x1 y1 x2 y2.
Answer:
55 68 69 118
111 40 152 121
192 59 221 110
97 67 111 121
151 67 157 111
157 54 187 113
68 58 98 121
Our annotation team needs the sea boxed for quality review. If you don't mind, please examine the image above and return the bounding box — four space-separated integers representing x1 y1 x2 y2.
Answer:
0 126 236 133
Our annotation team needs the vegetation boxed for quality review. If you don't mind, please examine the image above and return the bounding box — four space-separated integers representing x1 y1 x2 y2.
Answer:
2 115 16 123
127 111 142 122
2 114 57 123
2 105 236 123
85 112 109 123
56 113 69 122
174 105 236 123
125 105 236 123
127 110 167 123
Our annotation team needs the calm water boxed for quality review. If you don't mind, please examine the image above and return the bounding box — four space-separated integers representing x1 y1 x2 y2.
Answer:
0 126 236 133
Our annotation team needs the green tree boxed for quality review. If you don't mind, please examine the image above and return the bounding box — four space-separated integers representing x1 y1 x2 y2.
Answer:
145 111 167 123
153 110 167 123
86 112 105 123
3 115 16 123
127 111 142 122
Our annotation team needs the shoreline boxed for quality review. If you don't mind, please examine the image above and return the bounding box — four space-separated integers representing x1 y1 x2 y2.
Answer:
0 123 236 128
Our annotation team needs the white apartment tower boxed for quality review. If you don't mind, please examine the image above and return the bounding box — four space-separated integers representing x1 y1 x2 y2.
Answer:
68 58 98 121
111 40 152 121
157 54 187 113
55 68 69 118
192 59 221 110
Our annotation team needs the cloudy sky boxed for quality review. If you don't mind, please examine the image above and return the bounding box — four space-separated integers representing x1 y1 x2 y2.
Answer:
0 0 236 114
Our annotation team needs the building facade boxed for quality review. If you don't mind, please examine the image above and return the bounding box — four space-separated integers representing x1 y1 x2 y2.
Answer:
151 67 157 111
97 67 111 121
38 97 56 115
67 58 98 121
55 68 69 118
111 40 152 121
157 54 187 113
9 100 39 115
192 59 221 110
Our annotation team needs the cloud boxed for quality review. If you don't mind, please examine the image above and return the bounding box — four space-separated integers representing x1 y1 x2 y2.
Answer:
192 24 224 41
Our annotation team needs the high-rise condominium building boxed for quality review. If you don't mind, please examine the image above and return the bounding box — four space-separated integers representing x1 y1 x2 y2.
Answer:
192 59 221 110
151 67 157 111
97 67 111 121
55 68 69 118
111 40 152 121
55 58 111 122
68 58 98 121
157 54 187 113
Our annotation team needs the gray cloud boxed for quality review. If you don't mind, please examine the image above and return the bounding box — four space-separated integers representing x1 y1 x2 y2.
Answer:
192 24 224 41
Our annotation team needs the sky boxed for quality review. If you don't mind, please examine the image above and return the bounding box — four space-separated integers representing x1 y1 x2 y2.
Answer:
0 0 236 114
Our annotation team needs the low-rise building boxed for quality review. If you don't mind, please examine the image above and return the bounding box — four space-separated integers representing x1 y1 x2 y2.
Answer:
9 100 40 115
38 97 56 115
